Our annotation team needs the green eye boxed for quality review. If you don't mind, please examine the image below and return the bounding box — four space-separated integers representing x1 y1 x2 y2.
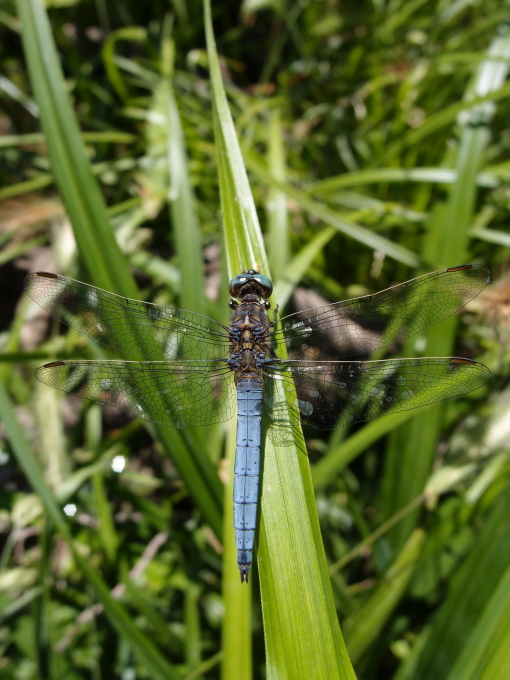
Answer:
228 272 273 298
252 275 273 297
228 274 250 296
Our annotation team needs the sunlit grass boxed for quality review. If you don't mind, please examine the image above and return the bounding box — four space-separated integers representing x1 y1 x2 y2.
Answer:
1 0 509 678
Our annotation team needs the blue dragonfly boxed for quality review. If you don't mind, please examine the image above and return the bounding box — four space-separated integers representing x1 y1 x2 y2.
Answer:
25 264 490 582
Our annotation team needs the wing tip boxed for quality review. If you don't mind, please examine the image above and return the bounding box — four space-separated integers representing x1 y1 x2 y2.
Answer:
449 356 491 386
446 263 491 284
41 361 66 368
450 356 476 365
24 271 60 296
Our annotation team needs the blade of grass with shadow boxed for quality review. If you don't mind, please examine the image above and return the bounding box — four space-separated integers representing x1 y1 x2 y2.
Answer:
204 2 356 678
266 107 290 278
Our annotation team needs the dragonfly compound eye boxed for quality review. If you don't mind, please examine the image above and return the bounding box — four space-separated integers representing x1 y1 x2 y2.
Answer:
229 272 273 299
251 274 273 299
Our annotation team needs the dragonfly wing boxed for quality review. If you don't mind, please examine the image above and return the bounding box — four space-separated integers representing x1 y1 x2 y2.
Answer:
24 272 230 361
270 264 490 360
35 360 236 428
265 357 490 430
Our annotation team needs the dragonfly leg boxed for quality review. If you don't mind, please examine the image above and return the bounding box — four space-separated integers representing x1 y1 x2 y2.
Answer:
255 353 273 367
227 353 242 370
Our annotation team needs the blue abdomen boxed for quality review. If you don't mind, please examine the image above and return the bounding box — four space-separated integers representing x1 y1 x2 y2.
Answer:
233 378 263 582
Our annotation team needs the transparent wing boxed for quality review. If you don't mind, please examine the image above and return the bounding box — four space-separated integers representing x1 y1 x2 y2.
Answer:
24 272 230 361
269 265 490 360
35 360 236 428
265 357 490 430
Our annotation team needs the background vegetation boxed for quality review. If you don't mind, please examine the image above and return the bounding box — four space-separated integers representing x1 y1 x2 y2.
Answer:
1 0 510 678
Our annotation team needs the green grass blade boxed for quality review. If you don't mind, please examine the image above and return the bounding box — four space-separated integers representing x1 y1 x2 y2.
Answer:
221 427 252 680
0 175 54 200
204 2 356 677
157 26 207 317
309 167 500 193
446 564 510 680
101 27 147 102
17 0 223 537
379 79 510 164
381 18 510 554
0 131 136 147
312 409 423 489
17 0 137 297
245 152 419 267
470 225 510 247
266 108 289 277
205 3 266 275
273 226 336 310
399 485 510 680
165 78 206 315
343 529 425 665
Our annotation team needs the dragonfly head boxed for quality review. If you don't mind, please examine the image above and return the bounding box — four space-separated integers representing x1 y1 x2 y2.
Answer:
229 270 273 302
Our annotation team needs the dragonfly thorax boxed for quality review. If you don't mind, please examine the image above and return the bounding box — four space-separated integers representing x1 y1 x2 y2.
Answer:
228 298 272 379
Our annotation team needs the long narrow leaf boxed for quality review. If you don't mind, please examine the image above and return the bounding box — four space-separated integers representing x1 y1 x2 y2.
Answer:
17 0 223 536
343 529 425 665
204 2 356 678
381 17 510 554
245 152 419 267
17 0 137 297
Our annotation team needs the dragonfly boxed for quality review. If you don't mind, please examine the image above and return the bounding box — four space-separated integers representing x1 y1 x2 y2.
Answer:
25 264 490 582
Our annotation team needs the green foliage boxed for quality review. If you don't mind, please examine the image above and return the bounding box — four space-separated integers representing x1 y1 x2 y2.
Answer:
1 0 509 678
